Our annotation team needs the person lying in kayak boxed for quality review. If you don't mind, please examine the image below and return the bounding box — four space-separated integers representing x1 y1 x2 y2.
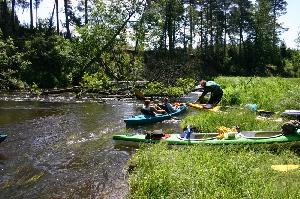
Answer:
141 99 167 116
197 79 223 106
159 97 177 113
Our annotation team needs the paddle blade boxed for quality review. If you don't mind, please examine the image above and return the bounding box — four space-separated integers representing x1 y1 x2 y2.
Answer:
134 90 146 100
271 164 299 172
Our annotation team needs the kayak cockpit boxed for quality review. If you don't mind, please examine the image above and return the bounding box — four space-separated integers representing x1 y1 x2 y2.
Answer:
178 133 218 141
177 131 283 141
239 131 283 139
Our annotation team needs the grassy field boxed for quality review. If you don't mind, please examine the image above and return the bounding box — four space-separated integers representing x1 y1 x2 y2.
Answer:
215 76 300 111
128 143 300 199
126 77 300 198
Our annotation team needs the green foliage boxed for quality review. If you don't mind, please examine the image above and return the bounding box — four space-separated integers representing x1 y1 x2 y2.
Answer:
0 37 28 89
144 78 195 97
215 76 300 111
81 70 111 90
144 81 165 95
30 82 42 95
74 0 145 82
283 51 300 77
22 34 75 88
166 77 195 97
128 143 300 198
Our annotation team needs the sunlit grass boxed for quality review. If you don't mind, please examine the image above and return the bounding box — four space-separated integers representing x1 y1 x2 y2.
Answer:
181 108 283 132
128 143 300 199
216 76 300 111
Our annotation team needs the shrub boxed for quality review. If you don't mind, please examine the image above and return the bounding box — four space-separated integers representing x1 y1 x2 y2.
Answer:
81 70 111 90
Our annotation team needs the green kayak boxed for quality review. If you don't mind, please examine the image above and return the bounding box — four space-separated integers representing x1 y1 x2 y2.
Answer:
113 130 300 146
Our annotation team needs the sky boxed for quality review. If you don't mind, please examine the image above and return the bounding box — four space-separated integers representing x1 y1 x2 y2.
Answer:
278 0 300 49
17 0 300 49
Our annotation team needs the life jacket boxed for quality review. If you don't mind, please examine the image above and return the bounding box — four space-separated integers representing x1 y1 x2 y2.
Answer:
141 106 155 116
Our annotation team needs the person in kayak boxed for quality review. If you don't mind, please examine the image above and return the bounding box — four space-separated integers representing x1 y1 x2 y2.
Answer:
197 80 223 105
160 97 177 113
141 99 166 116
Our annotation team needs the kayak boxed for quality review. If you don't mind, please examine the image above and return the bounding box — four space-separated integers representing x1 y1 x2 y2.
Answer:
113 130 300 146
124 104 188 125
187 103 220 112
0 134 7 143
281 110 300 120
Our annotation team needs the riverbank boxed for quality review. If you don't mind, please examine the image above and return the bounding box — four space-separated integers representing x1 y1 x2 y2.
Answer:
125 76 300 198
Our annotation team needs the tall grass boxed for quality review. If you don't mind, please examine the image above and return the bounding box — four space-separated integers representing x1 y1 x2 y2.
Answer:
128 143 300 199
216 77 300 111
181 108 283 132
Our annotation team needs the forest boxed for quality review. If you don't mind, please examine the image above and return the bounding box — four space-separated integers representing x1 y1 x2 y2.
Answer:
0 0 299 90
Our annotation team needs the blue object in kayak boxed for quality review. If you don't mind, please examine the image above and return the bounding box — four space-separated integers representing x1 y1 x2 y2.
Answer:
124 104 188 125
184 125 191 139
0 133 7 143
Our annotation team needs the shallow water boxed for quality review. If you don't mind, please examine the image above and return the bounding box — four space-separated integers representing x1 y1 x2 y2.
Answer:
0 92 187 198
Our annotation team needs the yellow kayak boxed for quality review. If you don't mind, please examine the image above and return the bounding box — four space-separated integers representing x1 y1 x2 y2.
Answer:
187 103 220 112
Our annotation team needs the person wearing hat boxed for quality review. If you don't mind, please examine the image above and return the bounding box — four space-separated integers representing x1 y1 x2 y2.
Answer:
197 80 223 105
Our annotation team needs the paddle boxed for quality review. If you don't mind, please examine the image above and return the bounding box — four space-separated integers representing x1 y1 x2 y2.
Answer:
271 164 300 172
134 89 146 100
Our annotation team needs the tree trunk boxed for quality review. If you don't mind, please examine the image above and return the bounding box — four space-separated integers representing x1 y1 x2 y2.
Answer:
11 0 15 33
55 0 59 34
35 0 38 27
49 3 55 31
200 11 203 50
189 0 193 50
2 0 8 37
223 1 227 58
209 0 213 47
64 0 71 39
183 16 187 50
167 1 174 52
272 0 277 63
85 0 88 24
238 2 244 64
30 0 33 30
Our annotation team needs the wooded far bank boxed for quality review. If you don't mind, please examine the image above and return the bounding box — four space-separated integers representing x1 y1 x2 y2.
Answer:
0 0 299 90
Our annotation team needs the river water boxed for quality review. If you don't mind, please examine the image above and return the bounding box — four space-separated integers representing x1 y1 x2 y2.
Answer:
0 92 191 199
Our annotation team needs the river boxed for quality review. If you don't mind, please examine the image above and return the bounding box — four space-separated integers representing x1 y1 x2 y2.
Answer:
0 92 192 199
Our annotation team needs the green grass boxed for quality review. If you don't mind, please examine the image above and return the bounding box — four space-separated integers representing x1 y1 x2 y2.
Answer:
128 143 300 199
216 76 300 111
181 108 283 132
126 77 300 198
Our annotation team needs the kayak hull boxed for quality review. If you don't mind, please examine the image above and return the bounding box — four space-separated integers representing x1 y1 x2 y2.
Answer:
113 131 300 146
0 134 7 143
281 110 300 120
124 104 187 125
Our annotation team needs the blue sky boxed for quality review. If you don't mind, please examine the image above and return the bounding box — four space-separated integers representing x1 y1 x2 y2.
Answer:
278 0 299 49
17 0 300 49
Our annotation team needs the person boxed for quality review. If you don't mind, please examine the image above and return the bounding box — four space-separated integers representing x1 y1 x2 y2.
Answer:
197 79 223 105
141 99 167 116
160 97 177 113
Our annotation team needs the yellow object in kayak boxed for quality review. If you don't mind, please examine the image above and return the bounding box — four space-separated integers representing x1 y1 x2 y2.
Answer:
187 103 220 112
